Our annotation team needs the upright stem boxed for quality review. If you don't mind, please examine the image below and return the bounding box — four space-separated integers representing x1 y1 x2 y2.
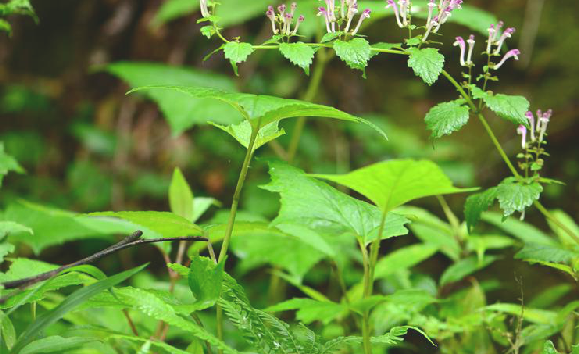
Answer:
216 120 260 354
358 239 373 354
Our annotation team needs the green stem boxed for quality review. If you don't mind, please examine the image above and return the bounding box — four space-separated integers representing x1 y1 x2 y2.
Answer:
358 239 373 354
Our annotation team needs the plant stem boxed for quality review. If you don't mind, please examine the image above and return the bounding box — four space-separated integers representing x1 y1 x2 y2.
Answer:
358 239 373 354
215 120 260 354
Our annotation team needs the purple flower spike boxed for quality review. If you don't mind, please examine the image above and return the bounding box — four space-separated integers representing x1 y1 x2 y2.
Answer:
386 0 403 28
466 34 475 65
495 27 516 54
517 125 527 149
200 0 210 17
266 5 278 34
352 8 371 35
494 48 520 69
525 111 536 141
454 36 466 66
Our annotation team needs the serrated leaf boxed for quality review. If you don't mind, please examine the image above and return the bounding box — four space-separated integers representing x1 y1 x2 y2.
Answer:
515 244 579 263
279 42 316 75
465 187 498 232
188 256 224 309
262 161 410 247
425 99 470 138
477 91 530 127
374 244 438 279
105 62 241 134
440 255 497 285
407 48 445 85
128 86 387 140
223 41 254 64
265 298 346 325
88 211 203 238
210 120 285 152
496 177 542 217
333 38 371 73
313 159 476 214
169 167 194 221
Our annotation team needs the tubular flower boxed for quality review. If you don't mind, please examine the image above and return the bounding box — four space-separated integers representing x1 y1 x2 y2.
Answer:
537 109 552 142
318 7 332 33
525 111 536 141
290 2 297 15
466 34 475 65
454 36 466 66
266 6 278 34
495 27 515 54
278 4 286 17
398 0 409 27
426 0 436 28
517 125 527 149
345 2 358 32
352 9 371 35
292 15 305 35
283 13 293 34
486 24 496 53
386 0 404 27
200 0 210 17
493 48 520 69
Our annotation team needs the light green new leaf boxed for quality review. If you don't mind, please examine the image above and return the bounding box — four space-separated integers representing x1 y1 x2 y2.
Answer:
0 243 15 263
0 142 24 187
0 221 32 240
210 120 285 151
19 336 98 354
188 256 224 309
541 341 559 354
279 42 316 75
425 100 470 138
481 212 556 246
223 41 254 64
262 161 410 246
407 48 445 86
474 89 530 127
191 197 219 223
374 244 438 279
333 38 372 74
106 62 241 134
128 86 387 140
496 177 542 217
10 265 146 353
265 298 346 325
440 255 497 286
169 167 194 221
314 159 476 213
89 211 203 238
464 187 498 232
515 244 579 264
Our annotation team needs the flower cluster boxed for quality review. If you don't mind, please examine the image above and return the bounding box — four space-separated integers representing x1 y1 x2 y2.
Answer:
486 21 520 69
519 109 552 149
453 34 475 66
266 3 305 36
317 0 371 35
517 109 552 176
421 0 464 41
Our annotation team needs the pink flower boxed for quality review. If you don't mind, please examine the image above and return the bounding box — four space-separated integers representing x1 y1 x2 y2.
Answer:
345 2 358 32
352 9 371 35
317 7 332 33
292 15 305 35
466 34 475 65
266 6 278 34
495 27 515 54
386 0 403 27
525 111 536 141
486 24 496 53
537 109 553 141
517 125 527 149
494 49 520 69
454 36 466 66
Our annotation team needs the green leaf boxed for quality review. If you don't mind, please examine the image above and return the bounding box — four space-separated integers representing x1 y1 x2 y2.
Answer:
279 42 316 75
424 100 470 138
210 120 285 152
188 256 224 309
481 212 556 246
169 167 194 221
485 303 557 325
475 90 530 126
105 62 241 134
191 197 219 223
10 265 146 353
374 244 438 279
108 334 190 354
496 177 542 217
0 243 15 263
313 159 476 213
0 311 16 350
0 19 11 34
515 244 579 263
19 336 98 354
464 187 498 232
0 221 32 240
0 142 24 187
223 41 254 65
541 341 559 354
128 86 388 140
407 48 445 86
440 255 497 285
371 326 434 346
265 298 346 325
547 210 579 247
152 0 199 26
333 38 372 73
262 161 410 247
88 211 203 238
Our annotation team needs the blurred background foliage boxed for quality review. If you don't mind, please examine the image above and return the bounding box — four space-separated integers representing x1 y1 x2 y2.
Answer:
0 0 578 334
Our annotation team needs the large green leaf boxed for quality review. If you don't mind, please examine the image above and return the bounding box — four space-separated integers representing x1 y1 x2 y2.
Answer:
515 245 579 264
279 42 316 75
424 100 470 138
169 167 194 221
313 159 476 213
333 38 372 74
472 88 530 127
105 62 242 134
128 86 387 140
262 161 410 246
10 265 146 353
496 177 542 217
407 48 445 86
464 187 499 232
